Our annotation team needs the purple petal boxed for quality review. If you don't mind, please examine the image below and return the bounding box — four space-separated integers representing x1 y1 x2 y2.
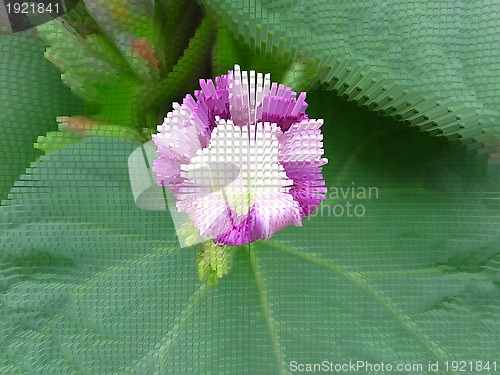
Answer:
257 90 309 131
278 119 328 216
215 193 302 246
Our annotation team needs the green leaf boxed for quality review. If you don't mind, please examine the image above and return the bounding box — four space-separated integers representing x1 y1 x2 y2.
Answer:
35 125 143 155
200 0 500 168
37 21 131 101
0 34 82 203
0 137 187 373
1 89 498 373
34 131 82 155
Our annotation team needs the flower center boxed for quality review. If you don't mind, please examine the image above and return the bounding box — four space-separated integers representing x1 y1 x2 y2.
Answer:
180 118 292 218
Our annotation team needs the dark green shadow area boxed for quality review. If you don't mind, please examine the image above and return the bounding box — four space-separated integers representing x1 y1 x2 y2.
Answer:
307 87 487 192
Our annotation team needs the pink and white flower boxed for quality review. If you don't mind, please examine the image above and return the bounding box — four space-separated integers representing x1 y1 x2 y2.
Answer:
152 65 327 246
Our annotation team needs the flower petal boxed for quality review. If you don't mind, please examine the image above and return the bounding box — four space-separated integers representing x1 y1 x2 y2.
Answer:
278 119 328 215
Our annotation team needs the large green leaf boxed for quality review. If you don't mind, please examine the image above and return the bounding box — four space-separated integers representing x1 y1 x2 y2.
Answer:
200 0 500 169
1 88 498 373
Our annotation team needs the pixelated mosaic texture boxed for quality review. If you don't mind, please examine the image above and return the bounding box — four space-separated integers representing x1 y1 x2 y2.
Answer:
0 0 499 374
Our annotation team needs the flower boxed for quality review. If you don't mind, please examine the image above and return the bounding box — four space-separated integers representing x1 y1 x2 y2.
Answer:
152 65 327 246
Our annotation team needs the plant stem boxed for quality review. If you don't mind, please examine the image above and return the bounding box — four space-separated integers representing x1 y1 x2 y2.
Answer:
132 14 215 130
